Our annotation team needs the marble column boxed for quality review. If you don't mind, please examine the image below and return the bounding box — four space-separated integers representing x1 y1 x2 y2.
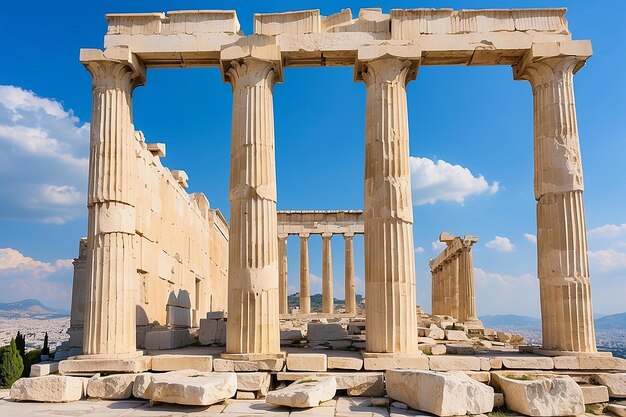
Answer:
299 233 311 314
460 238 478 322
223 56 281 355
357 51 419 353
278 234 288 315
344 233 356 314
451 255 460 319
518 55 596 352
322 233 334 314
80 48 145 357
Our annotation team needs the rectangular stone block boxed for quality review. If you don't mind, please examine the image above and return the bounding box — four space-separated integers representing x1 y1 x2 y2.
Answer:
580 384 609 404
287 353 327 372
145 329 192 350
593 373 626 398
151 354 212 372
213 358 284 372
580 357 626 371
199 318 226 345
327 352 363 371
30 361 59 377
428 355 481 371
553 356 580 370
307 323 347 342
237 372 271 394
166 305 191 328
59 356 151 374
446 344 475 355
500 356 554 370
206 311 226 319
277 371 384 397
362 353 428 371
445 330 469 341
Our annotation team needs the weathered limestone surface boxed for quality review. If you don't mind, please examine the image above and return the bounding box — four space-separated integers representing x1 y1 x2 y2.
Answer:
496 374 584 416
278 235 288 315
223 48 282 355
321 233 334 314
580 384 609 404
10 376 84 403
277 372 384 396
287 353 328 372
266 377 337 408
362 352 428 371
299 233 311 314
86 374 136 399
594 373 626 398
237 372 271 393
30 361 59 377
385 370 494 416
344 233 356 314
357 48 419 353
148 370 237 405
151 354 213 372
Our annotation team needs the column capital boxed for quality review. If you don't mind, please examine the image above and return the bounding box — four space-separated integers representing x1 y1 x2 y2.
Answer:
220 40 283 87
354 45 421 84
298 232 310 239
80 47 146 89
462 235 478 249
343 232 355 239
321 232 333 240
513 41 591 83
278 233 289 240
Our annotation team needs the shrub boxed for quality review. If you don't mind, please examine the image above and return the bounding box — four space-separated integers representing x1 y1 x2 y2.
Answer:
21 349 41 378
0 338 24 388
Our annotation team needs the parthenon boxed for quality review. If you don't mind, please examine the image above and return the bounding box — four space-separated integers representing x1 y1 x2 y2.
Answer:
10 6 626 416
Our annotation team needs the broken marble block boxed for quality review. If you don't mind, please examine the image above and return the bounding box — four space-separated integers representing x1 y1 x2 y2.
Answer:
385 370 494 417
148 370 237 406
266 376 337 408
10 375 84 402
496 374 584 416
87 373 136 399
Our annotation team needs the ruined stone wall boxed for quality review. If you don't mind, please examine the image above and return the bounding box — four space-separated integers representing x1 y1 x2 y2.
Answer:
68 131 229 348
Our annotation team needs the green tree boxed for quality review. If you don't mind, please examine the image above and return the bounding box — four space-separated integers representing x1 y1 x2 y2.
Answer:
15 332 25 358
41 333 49 356
0 338 24 388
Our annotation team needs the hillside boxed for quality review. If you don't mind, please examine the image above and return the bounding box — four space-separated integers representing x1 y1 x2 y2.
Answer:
479 314 541 329
595 312 626 330
0 299 69 318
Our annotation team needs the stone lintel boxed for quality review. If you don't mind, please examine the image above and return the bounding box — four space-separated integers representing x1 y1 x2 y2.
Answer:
80 46 147 85
254 10 321 36
354 45 421 82
513 39 592 80
171 169 189 189
220 39 283 82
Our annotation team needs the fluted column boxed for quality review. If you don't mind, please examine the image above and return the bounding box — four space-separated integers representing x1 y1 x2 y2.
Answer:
278 234 288 315
321 233 334 313
223 56 281 355
518 55 596 352
357 51 419 353
460 237 478 322
80 49 145 357
299 233 311 314
344 233 356 314
451 255 460 319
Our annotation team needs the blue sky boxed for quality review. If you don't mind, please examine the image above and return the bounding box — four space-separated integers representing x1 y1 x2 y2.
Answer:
0 1 625 316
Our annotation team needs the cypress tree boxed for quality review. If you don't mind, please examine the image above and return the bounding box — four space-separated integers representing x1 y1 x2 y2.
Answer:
0 338 24 388
42 333 50 356
15 332 25 358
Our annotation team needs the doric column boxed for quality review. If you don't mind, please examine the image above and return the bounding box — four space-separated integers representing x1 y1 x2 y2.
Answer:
451 255 460 319
80 48 145 357
443 261 450 316
460 237 478 322
278 234 289 315
356 47 420 353
299 233 311 314
344 233 356 314
321 233 334 314
516 48 596 352
222 47 283 355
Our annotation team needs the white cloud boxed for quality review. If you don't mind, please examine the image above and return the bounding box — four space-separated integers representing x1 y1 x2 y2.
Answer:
0 85 89 224
0 248 73 308
588 224 626 239
473 268 539 316
485 236 515 252
432 240 446 252
524 233 537 244
409 156 499 205
415 246 425 254
588 249 626 272
474 267 535 287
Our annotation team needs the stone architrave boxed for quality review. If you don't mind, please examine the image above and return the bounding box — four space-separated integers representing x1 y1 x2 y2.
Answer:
80 47 146 357
516 45 596 352
356 46 420 353
221 44 283 355
278 234 288 314
299 233 311 314
344 233 356 314
321 232 334 314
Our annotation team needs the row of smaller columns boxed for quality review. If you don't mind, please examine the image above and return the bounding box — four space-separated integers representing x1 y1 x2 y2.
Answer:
277 233 358 315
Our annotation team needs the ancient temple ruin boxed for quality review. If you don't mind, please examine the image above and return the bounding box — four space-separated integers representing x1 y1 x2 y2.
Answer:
56 5 607 377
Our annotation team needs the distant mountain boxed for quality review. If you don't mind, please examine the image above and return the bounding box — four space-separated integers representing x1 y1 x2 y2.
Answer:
0 299 69 316
595 312 626 330
479 314 541 329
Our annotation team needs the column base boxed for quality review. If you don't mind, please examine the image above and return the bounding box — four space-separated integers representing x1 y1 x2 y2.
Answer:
219 352 286 371
59 351 150 374
532 347 612 357
361 351 427 371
